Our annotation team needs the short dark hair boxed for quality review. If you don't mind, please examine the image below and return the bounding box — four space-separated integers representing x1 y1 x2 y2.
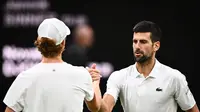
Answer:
34 37 64 58
133 21 162 42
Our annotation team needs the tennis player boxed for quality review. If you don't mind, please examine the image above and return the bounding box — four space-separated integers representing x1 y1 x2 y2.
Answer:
3 18 101 112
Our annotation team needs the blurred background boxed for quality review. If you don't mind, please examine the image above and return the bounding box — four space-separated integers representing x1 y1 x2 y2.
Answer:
0 0 198 112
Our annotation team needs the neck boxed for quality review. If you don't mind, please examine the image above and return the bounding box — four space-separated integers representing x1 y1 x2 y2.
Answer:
136 57 156 77
41 55 64 63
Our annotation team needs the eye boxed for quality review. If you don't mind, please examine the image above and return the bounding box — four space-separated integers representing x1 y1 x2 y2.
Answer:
133 40 137 44
140 40 148 44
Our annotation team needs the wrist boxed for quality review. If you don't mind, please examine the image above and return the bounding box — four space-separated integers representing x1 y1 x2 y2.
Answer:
93 80 100 86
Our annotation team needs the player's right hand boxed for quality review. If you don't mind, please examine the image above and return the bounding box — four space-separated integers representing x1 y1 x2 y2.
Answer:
86 63 102 82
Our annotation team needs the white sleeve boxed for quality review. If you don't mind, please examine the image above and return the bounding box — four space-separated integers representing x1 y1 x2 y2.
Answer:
174 72 196 111
82 69 94 101
3 72 29 112
105 71 121 103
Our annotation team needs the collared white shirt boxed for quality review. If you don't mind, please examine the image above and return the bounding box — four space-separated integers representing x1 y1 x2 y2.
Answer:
3 62 94 112
105 59 196 112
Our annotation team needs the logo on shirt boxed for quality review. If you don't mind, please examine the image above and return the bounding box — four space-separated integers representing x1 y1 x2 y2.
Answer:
156 87 162 92
185 86 189 95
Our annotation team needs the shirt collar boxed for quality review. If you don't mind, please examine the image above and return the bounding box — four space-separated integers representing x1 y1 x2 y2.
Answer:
132 59 161 78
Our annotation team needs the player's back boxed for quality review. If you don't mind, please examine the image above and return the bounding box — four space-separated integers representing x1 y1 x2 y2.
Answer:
22 62 93 112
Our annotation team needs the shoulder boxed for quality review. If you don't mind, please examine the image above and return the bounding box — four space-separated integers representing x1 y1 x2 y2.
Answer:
17 63 42 78
24 63 39 70
69 65 91 78
159 62 186 82
109 65 134 81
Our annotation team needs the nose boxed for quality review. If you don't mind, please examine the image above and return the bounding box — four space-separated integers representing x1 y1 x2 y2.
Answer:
133 42 141 49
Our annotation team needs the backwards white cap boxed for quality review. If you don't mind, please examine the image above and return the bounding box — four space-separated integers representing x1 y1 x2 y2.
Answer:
37 18 71 45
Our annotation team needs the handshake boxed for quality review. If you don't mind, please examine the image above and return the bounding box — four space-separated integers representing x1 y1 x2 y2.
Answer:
86 63 102 82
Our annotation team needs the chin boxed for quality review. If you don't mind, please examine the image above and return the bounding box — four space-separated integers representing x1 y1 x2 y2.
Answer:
135 57 149 63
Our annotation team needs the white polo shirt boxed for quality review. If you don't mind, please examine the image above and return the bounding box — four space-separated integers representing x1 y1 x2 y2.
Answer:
3 62 94 112
105 60 196 112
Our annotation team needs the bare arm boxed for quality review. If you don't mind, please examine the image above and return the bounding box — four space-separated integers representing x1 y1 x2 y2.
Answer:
99 94 116 112
85 64 102 112
186 104 199 112
5 107 14 112
86 63 118 112
85 81 102 112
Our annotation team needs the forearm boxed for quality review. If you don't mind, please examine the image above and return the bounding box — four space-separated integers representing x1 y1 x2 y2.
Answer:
99 100 110 112
5 107 14 112
92 81 102 111
85 81 102 112
186 104 199 112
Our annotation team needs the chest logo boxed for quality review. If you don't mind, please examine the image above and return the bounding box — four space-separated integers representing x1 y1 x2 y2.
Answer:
156 87 162 92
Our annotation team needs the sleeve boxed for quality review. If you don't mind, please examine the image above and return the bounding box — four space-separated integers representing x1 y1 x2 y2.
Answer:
105 71 121 103
174 72 196 111
3 72 29 112
82 68 94 101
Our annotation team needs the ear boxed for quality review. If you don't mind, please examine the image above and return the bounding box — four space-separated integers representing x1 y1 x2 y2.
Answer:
60 40 66 52
153 41 160 51
61 40 66 46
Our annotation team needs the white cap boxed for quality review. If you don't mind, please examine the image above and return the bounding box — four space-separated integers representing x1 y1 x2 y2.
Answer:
37 18 70 45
